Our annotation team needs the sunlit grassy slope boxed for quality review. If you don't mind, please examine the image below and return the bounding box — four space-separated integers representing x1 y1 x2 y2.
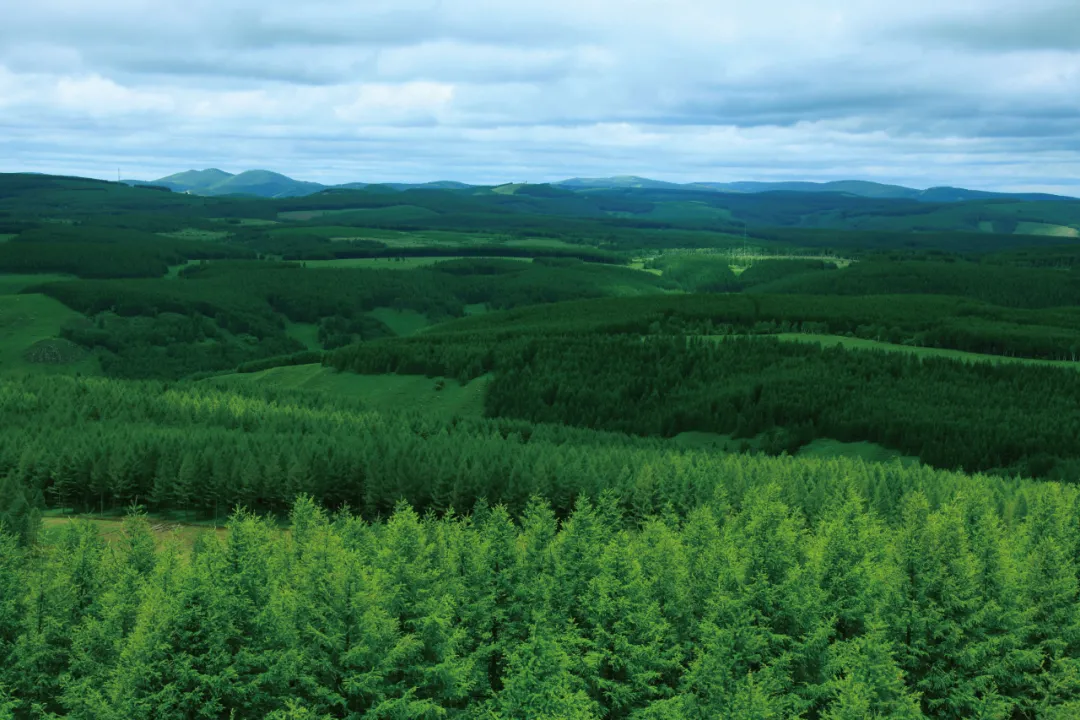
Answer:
368 308 432 336
775 333 1080 369
672 431 918 466
0 292 100 376
209 364 490 418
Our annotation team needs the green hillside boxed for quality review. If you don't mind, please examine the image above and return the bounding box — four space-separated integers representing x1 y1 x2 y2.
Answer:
8 171 1080 718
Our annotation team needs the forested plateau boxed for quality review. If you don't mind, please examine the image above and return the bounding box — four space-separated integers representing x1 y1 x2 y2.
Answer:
4 172 1080 718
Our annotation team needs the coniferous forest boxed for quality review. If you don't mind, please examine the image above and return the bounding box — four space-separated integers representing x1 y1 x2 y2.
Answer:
5 172 1080 717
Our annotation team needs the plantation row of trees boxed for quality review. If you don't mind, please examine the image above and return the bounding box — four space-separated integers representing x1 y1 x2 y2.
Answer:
420 292 1080 361
238 229 629 264
5 477 1080 717
755 259 1080 309
0 225 253 278
330 335 1080 479
0 373 1034 524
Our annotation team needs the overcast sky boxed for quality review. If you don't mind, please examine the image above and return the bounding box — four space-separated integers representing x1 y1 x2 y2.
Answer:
1 0 1078 192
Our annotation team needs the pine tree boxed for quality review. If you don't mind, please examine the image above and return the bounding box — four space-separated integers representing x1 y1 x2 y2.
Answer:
580 533 684 718
491 620 600 720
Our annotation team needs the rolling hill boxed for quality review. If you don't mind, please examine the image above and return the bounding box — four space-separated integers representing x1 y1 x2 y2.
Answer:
561 177 1077 202
124 168 1079 203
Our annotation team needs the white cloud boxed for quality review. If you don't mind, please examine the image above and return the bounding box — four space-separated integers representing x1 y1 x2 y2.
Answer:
334 82 455 124
53 75 174 116
0 0 1076 192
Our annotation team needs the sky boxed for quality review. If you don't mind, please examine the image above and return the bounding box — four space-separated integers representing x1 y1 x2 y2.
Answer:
1 0 1078 192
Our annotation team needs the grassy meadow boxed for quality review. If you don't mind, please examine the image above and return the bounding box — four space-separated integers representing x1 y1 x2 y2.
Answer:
0 277 100 376
209 364 491 418
774 332 1080 369
368 307 432 335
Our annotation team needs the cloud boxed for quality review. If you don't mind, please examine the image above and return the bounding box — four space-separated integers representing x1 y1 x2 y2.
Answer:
911 1 1080 52
0 0 1078 193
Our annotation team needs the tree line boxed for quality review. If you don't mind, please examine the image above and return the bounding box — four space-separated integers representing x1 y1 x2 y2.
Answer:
416 292 1080 362
4 480 1080 717
30 259 670 379
0 372 1032 525
330 334 1080 479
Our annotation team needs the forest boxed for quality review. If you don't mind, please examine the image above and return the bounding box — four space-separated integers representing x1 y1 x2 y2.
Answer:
4 171 1080 717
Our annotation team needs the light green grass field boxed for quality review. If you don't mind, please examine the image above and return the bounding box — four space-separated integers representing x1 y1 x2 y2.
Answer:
164 260 199 279
645 202 734 222
671 431 914 466
303 257 446 270
491 184 526 195
272 226 496 247
277 209 360 221
503 238 581 249
628 260 664 276
221 218 279 226
271 225 378 239
729 254 851 268
302 256 531 271
41 514 228 549
774 333 1080 370
0 234 15 243
284 321 322 350
369 308 431 336
210 364 490 418
0 293 100 376
278 206 440 224
0 273 74 294
1014 222 1080 238
795 438 919 466
393 232 501 249
158 228 231 241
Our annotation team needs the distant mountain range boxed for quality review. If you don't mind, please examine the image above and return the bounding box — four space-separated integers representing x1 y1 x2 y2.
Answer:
125 169 1076 202
125 169 473 199
558 176 1076 203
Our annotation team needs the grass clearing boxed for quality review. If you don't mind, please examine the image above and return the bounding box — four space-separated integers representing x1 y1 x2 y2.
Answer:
305 257 427 269
503 238 581 249
159 228 231 241
210 365 490 418
1014 222 1080 238
628 259 664 276
672 431 917 467
41 514 228 550
775 333 1080 370
730 254 851 269
271 225 377 239
369 308 431 336
277 208 365 221
0 234 15 243
165 260 199 278
0 273 74 295
645 202 734 222
0 293 100 376
329 206 440 224
795 438 919 466
303 257 460 270
214 218 279 226
284 321 321 350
